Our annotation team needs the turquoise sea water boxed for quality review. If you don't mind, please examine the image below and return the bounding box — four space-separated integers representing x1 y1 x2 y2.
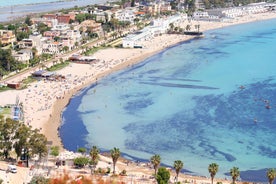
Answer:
60 19 276 182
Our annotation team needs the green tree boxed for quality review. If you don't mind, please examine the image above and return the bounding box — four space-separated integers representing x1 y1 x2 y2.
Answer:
173 160 183 182
50 146 60 157
110 147 120 174
267 168 276 184
29 175 49 184
0 49 16 73
75 13 86 23
185 24 191 31
169 23 174 32
0 117 18 159
16 31 29 41
230 167 240 184
150 154 161 176
29 130 48 160
184 0 196 16
31 47 38 58
133 17 140 25
156 167 170 184
77 147 87 154
62 46 69 52
37 23 50 35
53 36 61 42
25 16 32 26
110 17 119 31
7 24 17 31
195 24 200 32
89 146 100 174
131 0 135 7
208 163 219 184
74 156 90 168
111 32 118 39
14 123 31 160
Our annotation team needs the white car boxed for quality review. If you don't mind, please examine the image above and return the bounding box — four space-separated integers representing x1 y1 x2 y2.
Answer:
7 165 17 173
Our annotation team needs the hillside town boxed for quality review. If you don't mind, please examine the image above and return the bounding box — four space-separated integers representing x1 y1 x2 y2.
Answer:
1 0 276 183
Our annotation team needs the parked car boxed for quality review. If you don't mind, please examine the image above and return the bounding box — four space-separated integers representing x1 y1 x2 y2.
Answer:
7 165 17 173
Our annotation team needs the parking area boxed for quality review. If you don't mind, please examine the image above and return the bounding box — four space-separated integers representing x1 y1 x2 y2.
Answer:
0 161 30 184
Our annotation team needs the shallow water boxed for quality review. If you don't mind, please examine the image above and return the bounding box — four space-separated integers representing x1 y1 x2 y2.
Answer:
0 0 107 22
0 0 92 7
60 19 276 182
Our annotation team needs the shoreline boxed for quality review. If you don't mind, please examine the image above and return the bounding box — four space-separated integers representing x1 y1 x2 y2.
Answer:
52 11 276 149
1 12 276 182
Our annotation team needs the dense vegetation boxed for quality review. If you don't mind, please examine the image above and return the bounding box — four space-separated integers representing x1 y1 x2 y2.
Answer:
0 115 48 160
0 49 22 78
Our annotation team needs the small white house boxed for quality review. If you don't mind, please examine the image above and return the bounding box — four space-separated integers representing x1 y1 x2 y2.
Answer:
13 49 33 63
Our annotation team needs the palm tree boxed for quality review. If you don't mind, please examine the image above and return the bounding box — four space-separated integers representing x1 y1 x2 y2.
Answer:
110 147 120 174
169 23 174 32
267 168 276 184
89 146 100 174
150 154 161 176
195 24 200 32
208 163 219 184
185 24 191 32
173 160 183 182
230 167 240 184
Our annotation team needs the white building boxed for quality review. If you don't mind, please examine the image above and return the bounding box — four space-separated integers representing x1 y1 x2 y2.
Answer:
193 11 209 19
93 9 112 23
51 24 70 32
243 2 268 14
114 8 137 23
31 17 58 28
207 8 245 19
42 41 62 55
151 15 183 33
122 15 183 48
122 28 154 48
60 30 82 50
18 33 43 55
206 3 271 20
13 49 33 63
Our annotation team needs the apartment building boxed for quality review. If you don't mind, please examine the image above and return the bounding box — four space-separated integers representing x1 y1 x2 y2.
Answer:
0 30 16 45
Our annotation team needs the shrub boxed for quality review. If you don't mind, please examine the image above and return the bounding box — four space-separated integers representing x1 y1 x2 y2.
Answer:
120 169 127 176
50 146 59 157
73 156 89 168
29 175 50 184
156 167 170 184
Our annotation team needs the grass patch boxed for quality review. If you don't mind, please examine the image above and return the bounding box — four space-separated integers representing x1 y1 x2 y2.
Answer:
47 61 70 71
0 86 13 92
108 38 122 47
0 107 11 118
19 76 37 89
22 76 37 85
83 47 103 56
1 107 11 114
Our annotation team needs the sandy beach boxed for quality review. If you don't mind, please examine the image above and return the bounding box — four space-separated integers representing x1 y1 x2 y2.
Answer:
1 11 276 183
